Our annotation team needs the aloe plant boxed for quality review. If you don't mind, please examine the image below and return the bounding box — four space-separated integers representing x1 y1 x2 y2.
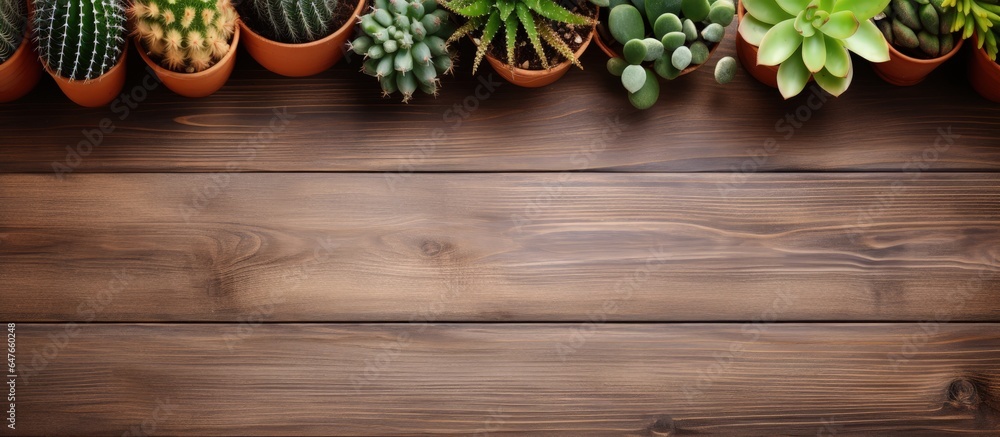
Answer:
942 0 999 60
439 0 597 73
739 0 891 98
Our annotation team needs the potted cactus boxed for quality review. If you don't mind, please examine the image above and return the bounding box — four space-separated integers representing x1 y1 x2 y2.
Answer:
351 0 456 101
736 0 891 98
130 0 239 97
872 0 964 85
945 0 1000 101
0 0 42 103
439 0 599 87
236 0 366 77
32 0 128 107
597 0 736 108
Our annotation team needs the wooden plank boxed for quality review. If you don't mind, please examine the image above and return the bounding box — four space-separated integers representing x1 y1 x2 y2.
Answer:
2 173 998 322
5 323 999 435
1 28 998 173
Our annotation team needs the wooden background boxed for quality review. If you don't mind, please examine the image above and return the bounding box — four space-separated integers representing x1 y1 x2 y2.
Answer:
1 21 999 436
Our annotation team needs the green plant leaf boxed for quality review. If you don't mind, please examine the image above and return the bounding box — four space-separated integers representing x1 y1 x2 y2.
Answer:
775 0 810 15
525 0 594 25
743 0 795 24
814 65 852 96
777 48 811 98
472 12 501 74
802 32 826 72
497 0 516 20
516 2 549 69
738 14 772 46
823 35 850 77
452 0 492 17
818 10 859 39
757 19 801 65
832 0 889 20
842 18 889 62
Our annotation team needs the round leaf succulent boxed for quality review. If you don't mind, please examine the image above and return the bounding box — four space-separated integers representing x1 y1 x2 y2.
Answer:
0 0 27 64
739 0 891 99
238 0 342 44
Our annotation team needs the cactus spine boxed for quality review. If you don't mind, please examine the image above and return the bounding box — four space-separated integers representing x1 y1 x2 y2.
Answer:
32 0 127 80
131 0 238 73
0 0 26 64
352 0 455 102
238 0 341 44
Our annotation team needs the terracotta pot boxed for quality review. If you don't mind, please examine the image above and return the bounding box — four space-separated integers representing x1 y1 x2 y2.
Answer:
0 32 42 103
240 0 366 77
968 36 1000 102
736 0 779 88
44 45 128 107
872 37 964 86
483 12 597 88
137 25 240 98
593 20 718 77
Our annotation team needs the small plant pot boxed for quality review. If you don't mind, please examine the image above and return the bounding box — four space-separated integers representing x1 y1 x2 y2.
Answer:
736 0 779 88
594 20 719 78
239 0 366 77
482 17 597 88
0 32 42 103
872 38 964 86
968 36 1000 102
43 44 128 107
137 25 240 98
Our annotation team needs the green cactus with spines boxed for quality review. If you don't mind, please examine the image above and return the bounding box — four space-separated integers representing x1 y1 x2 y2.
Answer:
352 0 455 102
237 0 341 44
130 0 238 73
0 0 27 64
942 0 1000 60
32 0 126 80
877 0 960 58
606 0 734 108
439 0 598 74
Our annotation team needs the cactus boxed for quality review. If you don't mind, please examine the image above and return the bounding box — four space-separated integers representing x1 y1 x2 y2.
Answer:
131 0 238 73
352 0 455 102
0 0 27 64
941 0 1000 60
238 0 341 44
876 0 958 58
32 0 126 80
606 0 734 108
439 0 598 74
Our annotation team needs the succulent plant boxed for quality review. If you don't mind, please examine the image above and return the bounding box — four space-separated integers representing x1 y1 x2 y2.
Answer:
942 0 1000 60
439 0 598 74
876 0 958 58
0 0 27 64
352 0 455 101
32 0 127 80
238 0 341 44
131 0 238 73
739 0 891 99
605 0 735 109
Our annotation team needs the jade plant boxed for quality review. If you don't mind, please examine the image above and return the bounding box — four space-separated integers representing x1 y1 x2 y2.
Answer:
604 0 736 108
739 0 891 98
32 0 127 80
238 0 341 43
876 0 958 58
942 0 1000 60
0 0 26 63
439 0 598 73
131 0 238 73
352 0 455 101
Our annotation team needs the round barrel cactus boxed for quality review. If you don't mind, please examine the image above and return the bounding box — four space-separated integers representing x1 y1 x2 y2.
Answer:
238 0 341 44
352 0 456 102
0 0 27 64
131 0 238 73
32 0 127 80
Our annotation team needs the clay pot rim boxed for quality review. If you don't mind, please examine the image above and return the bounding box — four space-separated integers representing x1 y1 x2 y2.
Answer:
884 34 964 65
42 40 129 85
972 34 1000 70
238 0 365 50
136 24 241 79
480 7 598 77
0 30 32 74
593 20 720 76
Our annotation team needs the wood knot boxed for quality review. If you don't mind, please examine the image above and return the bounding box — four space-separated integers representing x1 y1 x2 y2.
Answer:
948 378 981 409
421 240 445 257
647 416 675 436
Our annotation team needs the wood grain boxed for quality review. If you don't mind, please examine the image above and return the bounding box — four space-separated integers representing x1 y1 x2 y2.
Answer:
2 173 998 322
8 323 1000 435
1 27 998 173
